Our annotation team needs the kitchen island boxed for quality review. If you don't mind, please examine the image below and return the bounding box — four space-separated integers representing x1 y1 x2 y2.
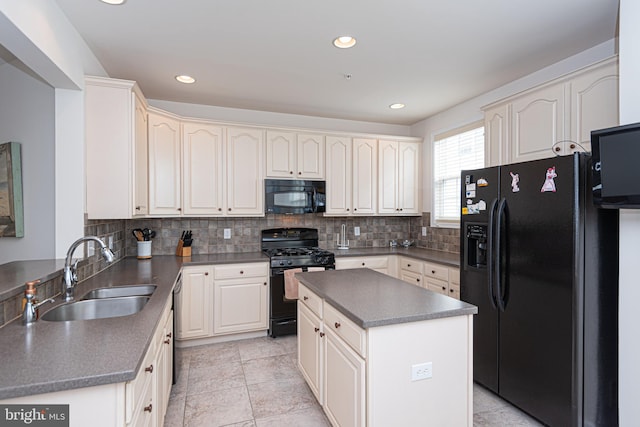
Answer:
295 268 477 427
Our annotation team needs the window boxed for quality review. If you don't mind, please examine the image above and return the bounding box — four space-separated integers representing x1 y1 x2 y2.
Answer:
432 122 484 227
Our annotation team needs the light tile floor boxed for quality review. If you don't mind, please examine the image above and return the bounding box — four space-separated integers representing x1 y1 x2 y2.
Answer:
164 335 543 427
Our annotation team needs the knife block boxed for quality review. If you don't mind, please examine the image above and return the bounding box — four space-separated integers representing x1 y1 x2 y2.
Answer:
175 241 191 257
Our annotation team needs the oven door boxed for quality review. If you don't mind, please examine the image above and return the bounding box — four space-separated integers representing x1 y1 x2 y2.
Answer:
270 267 298 320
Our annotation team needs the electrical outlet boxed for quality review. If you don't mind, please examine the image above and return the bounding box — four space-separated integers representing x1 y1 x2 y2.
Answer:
224 228 231 239
108 236 114 250
354 226 360 236
411 362 433 381
87 241 95 257
421 226 427 236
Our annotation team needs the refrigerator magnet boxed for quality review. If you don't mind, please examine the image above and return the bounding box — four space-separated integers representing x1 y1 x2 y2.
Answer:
478 200 487 211
466 190 476 198
477 178 489 187
541 166 557 192
510 172 520 192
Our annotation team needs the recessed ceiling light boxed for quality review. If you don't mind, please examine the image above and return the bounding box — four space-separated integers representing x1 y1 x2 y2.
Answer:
333 36 357 49
100 0 126 4
175 75 196 84
389 103 405 109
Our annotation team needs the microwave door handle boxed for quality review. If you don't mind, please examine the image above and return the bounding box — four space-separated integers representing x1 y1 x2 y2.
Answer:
311 187 317 212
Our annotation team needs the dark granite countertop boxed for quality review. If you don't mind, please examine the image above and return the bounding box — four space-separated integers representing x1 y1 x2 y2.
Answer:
332 247 460 267
296 268 476 329
0 252 268 400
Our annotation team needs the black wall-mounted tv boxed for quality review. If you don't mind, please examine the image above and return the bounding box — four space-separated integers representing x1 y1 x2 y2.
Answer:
592 122 640 208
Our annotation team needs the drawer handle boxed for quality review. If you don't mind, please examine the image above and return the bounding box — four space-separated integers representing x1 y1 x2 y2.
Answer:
314 327 319 333
145 364 153 374
570 143 576 149
555 146 561 152
303 296 309 301
144 404 153 413
319 332 325 337
334 322 341 329
164 338 171 344
166 332 172 338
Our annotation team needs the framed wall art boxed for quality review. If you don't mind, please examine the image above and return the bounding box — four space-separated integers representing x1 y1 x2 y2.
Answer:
0 142 24 237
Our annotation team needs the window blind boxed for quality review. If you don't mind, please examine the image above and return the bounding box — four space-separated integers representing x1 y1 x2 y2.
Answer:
433 124 484 226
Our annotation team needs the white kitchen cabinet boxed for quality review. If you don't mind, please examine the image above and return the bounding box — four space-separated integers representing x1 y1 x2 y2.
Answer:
398 256 424 288
85 76 149 219
148 110 182 216
182 122 225 215
297 302 324 403
154 304 173 427
335 256 390 275
226 127 264 216
352 138 378 215
325 136 352 215
213 263 269 335
378 140 420 215
484 57 619 165
265 130 324 179
175 266 214 340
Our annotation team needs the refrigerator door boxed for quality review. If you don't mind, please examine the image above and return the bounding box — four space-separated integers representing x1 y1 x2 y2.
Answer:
497 155 578 426
460 166 500 392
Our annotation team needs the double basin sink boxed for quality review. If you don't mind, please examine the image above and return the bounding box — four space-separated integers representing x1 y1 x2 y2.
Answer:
41 285 156 322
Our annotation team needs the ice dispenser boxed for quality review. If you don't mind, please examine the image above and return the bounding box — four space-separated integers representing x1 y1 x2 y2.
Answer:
465 223 487 269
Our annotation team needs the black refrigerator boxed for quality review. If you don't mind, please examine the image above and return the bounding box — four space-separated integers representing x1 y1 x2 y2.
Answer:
460 153 618 426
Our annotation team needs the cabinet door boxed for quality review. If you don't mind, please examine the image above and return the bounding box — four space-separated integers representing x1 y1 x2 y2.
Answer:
176 267 213 339
227 127 264 216
324 328 365 427
484 103 509 167
266 130 296 178
325 136 352 215
133 94 148 216
297 133 324 179
378 140 399 214
183 123 225 215
352 138 377 215
570 60 619 153
148 112 182 215
298 303 323 403
510 83 566 163
213 277 268 335
398 142 420 214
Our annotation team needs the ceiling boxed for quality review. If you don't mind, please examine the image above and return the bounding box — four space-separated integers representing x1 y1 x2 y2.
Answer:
54 0 618 125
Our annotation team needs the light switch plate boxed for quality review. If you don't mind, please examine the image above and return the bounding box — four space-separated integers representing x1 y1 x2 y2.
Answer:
421 226 427 236
224 228 231 239
354 226 360 236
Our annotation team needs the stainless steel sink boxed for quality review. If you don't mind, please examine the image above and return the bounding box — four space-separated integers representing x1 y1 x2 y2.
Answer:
41 296 150 321
81 285 156 300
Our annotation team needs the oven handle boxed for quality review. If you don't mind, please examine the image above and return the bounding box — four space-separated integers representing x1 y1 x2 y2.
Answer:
271 266 335 275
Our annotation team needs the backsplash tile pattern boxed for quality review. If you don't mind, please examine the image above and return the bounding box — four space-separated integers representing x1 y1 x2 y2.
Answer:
126 215 419 256
410 213 460 253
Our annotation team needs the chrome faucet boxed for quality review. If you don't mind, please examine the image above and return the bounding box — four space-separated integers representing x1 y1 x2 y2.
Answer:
63 236 115 302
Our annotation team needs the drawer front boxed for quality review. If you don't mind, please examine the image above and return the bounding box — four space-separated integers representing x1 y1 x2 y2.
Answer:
425 277 448 296
214 262 268 280
400 270 423 288
323 302 366 358
125 340 155 423
449 267 460 285
448 282 460 300
336 256 388 270
398 256 423 274
128 371 153 427
299 283 323 318
423 262 449 282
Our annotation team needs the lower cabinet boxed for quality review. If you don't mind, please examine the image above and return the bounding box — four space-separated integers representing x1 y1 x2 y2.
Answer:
297 302 323 402
335 256 390 275
396 257 461 300
176 262 269 342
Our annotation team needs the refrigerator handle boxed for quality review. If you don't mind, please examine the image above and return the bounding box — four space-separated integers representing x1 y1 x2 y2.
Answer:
487 198 499 309
495 197 507 312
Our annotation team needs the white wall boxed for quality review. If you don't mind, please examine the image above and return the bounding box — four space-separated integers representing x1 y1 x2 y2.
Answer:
150 99 411 137
0 61 55 263
410 39 617 214
617 0 640 424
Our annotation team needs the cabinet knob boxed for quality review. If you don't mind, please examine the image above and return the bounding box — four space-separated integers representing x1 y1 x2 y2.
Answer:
450 289 454 293
399 208 403 211
228 208 232 211
263 282 267 286
164 338 171 344
431 270 436 274
177 208 182 211
416 278 420 282
346 208 350 211
298 171 302 175
319 332 325 337
166 332 172 338
442 286 446 291
362 262 365 266
144 404 153 413
354 208 357 211
218 208 222 211
145 364 153 373
303 296 309 301
555 147 561 152
407 264 411 267
570 144 576 149
289 171 293 175
334 322 341 329
135 206 141 211
314 327 319 333
239 270 244 274
205 272 209 276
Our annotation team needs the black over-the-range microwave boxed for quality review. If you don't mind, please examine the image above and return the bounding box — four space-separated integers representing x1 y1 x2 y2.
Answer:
264 179 326 214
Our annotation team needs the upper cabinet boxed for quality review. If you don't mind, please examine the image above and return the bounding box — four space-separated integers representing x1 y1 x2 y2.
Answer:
378 140 420 215
148 111 182 216
266 131 324 179
227 127 264 216
85 76 148 219
325 136 352 215
182 122 225 216
484 57 619 166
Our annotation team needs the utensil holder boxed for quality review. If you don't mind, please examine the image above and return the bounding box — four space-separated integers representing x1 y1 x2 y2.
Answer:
137 241 152 259
175 240 191 257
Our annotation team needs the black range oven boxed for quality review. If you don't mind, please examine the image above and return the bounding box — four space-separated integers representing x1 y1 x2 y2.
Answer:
261 228 335 337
